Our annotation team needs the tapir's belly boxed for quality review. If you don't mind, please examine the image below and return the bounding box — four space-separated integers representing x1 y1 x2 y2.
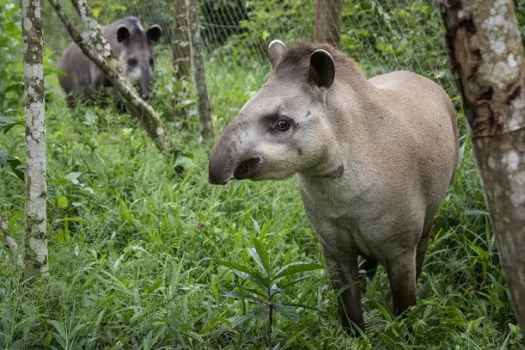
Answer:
299 177 425 259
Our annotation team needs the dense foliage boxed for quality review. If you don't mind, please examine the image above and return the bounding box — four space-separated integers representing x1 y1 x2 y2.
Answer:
1 0 524 348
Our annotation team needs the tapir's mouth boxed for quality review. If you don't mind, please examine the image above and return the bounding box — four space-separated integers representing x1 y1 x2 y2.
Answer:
233 156 261 180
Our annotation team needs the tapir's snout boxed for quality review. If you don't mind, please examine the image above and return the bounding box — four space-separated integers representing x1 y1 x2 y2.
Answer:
208 165 231 185
208 152 262 185
208 126 261 185
208 138 235 185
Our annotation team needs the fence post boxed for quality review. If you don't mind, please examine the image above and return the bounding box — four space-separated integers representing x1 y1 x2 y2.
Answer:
172 0 190 80
315 0 342 47
186 0 213 138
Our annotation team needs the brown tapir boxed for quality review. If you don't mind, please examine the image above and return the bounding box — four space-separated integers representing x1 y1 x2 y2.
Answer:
208 40 459 331
58 16 162 107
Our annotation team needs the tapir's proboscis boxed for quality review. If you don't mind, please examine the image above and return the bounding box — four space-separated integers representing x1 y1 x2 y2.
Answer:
208 40 459 332
58 16 162 107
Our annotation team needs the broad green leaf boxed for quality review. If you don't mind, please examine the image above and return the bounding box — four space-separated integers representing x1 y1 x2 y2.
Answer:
273 303 299 320
0 116 20 134
49 320 67 342
231 309 262 328
116 192 135 224
56 195 68 208
243 286 269 300
200 309 228 333
64 172 82 185
278 275 312 291
274 263 324 280
92 7 101 18
70 322 86 339
216 259 270 290
6 157 24 182
223 291 262 303
216 259 252 275
253 239 271 274
0 150 6 167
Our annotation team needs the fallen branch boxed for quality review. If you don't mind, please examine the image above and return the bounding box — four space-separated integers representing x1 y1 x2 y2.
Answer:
49 0 175 156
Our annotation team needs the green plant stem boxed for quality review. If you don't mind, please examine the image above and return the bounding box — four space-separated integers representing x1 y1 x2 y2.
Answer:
267 300 273 350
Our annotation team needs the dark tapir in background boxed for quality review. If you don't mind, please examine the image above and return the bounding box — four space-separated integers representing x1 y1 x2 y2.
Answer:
58 16 162 107
209 40 459 332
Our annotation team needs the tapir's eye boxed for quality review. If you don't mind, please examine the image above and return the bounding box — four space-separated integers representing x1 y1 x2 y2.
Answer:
275 119 291 131
149 57 154 66
127 58 138 68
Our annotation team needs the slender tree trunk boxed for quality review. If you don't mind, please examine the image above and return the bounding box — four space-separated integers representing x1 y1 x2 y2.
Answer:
21 0 48 278
186 0 214 138
48 0 175 156
437 0 525 338
315 0 342 48
173 0 190 80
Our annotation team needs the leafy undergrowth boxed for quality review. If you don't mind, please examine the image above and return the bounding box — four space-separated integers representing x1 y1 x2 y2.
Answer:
0 52 523 349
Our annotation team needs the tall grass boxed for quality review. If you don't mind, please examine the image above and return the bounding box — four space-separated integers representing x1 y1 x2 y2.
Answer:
0 49 522 349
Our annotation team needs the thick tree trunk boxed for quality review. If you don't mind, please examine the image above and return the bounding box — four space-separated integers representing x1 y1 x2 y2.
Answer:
315 0 342 48
186 0 214 138
437 0 525 338
21 0 48 278
48 0 174 156
172 0 191 80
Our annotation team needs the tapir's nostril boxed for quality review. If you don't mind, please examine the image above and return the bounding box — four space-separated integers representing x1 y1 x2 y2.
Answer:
209 172 228 185
234 156 261 180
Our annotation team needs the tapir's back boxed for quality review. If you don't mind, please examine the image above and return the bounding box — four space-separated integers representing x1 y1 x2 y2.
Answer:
369 70 458 147
368 70 459 223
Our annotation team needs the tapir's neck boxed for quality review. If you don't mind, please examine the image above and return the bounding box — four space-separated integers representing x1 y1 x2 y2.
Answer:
298 75 378 180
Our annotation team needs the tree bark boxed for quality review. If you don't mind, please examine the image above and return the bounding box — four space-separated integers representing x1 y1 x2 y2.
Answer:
48 0 175 156
21 0 48 278
315 0 342 48
172 0 191 80
437 0 525 338
186 0 214 138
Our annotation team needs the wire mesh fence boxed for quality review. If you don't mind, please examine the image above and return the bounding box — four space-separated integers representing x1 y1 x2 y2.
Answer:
41 0 525 117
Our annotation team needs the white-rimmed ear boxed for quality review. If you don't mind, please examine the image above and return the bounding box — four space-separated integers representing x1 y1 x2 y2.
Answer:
268 40 287 68
309 49 335 89
146 24 162 42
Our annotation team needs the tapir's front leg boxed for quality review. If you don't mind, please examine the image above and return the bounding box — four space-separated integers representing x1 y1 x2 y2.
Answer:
322 243 363 332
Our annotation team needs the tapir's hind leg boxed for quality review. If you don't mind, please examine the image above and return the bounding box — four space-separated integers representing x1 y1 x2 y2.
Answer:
416 225 434 280
385 250 417 316
322 245 364 333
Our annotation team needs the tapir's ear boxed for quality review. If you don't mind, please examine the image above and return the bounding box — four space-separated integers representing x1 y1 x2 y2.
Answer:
116 25 130 44
309 49 335 89
268 40 287 68
146 25 162 42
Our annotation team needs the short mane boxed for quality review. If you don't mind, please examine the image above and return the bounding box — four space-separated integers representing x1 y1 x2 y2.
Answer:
274 42 366 81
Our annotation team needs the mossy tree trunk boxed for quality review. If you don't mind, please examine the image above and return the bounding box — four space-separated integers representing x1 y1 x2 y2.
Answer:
186 0 214 138
172 0 190 80
315 0 342 48
21 0 48 278
437 0 525 338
